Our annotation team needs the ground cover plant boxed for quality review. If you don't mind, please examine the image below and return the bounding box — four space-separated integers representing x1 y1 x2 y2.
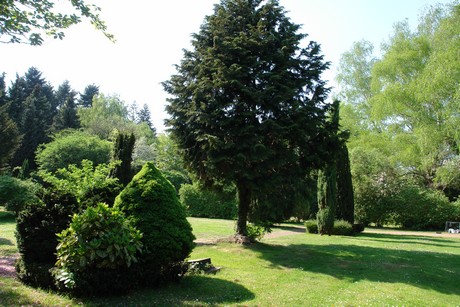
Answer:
2 215 460 305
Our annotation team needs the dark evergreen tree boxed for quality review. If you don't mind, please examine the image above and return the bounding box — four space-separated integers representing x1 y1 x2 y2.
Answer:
8 68 55 169
110 132 136 186
317 100 340 235
53 98 80 131
336 143 355 224
0 104 22 170
78 84 99 108
52 81 80 131
12 88 51 169
0 73 6 106
317 166 336 235
7 74 27 124
163 0 337 236
54 81 75 109
137 103 156 135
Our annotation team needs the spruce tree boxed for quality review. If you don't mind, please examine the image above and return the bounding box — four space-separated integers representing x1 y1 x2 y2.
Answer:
53 81 80 131
164 0 337 236
78 84 99 108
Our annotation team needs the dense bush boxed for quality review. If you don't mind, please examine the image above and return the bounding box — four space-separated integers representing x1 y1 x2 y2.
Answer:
393 188 460 230
39 159 121 207
15 190 78 288
305 220 318 234
352 223 365 233
35 130 111 173
305 219 355 236
114 162 195 285
179 183 236 219
332 220 353 236
0 175 39 214
54 203 142 295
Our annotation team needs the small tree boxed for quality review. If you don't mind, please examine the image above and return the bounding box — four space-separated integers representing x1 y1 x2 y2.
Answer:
114 162 195 284
110 132 136 186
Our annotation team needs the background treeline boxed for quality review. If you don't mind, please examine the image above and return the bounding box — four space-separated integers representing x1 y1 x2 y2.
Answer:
337 1 460 229
0 67 156 173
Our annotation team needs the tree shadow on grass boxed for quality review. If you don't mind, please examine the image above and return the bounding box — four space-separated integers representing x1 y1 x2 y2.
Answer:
0 237 14 246
87 275 255 306
251 236 460 296
355 233 460 249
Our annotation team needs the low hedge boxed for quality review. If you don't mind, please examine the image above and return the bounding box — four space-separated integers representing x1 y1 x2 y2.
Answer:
305 219 358 236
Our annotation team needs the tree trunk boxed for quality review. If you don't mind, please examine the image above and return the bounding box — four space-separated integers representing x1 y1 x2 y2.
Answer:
236 181 251 236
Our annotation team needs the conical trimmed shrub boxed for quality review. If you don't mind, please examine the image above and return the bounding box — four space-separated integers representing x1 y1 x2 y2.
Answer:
114 162 195 284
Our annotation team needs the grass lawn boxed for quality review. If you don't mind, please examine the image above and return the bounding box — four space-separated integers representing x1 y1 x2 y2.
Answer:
1 213 460 306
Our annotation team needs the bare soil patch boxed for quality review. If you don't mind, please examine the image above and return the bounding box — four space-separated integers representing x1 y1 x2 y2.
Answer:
0 255 18 278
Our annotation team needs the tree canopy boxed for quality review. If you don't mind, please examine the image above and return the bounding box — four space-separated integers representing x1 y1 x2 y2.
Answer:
164 0 338 236
337 2 460 226
0 0 114 45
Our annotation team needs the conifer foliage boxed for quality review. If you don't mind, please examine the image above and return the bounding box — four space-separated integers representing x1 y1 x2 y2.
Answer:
164 0 336 236
114 162 195 284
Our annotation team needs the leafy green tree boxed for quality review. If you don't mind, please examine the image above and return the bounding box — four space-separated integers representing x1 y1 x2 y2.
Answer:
78 84 99 108
152 133 191 192
35 130 111 173
0 175 39 214
337 3 460 227
0 0 113 45
164 0 336 236
78 94 155 143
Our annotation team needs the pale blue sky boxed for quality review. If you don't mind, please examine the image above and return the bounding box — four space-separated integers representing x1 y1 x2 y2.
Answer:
0 0 454 132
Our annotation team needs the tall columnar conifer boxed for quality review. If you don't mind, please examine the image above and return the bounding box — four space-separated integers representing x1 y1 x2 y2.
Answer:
164 0 337 236
317 100 340 235
110 132 136 186
336 143 355 224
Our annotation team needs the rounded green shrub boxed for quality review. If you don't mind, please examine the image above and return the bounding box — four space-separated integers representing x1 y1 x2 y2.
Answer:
114 162 195 285
305 219 318 234
54 203 142 295
332 220 354 236
15 190 78 288
36 130 111 173
0 175 40 214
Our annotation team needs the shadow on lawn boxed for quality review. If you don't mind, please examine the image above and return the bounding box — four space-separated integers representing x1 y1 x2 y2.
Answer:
356 233 460 249
252 234 460 296
87 275 255 306
0 238 14 246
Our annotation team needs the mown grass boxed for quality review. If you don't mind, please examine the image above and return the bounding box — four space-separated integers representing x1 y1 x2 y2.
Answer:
1 214 460 306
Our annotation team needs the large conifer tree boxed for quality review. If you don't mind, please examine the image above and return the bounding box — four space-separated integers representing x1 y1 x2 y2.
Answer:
164 0 336 236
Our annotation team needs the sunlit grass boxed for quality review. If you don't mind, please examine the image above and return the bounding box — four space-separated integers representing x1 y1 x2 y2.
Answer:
1 214 460 306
